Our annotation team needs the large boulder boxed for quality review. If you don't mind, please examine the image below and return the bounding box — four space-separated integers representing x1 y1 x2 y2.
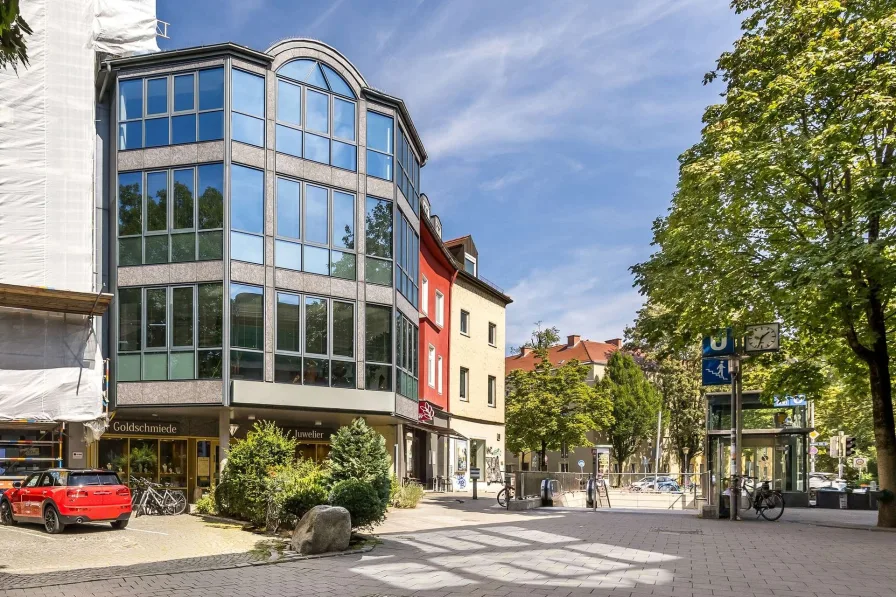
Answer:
290 505 351 555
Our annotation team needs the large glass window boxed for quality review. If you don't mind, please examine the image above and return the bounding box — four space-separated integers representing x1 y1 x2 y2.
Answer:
230 283 263 381
231 164 264 264
274 177 356 280
117 284 222 382
396 311 418 400
273 294 356 388
365 303 392 391
396 212 419 307
366 111 394 180
117 165 223 265
231 69 265 147
275 59 357 171
396 127 421 215
118 68 224 150
365 197 393 285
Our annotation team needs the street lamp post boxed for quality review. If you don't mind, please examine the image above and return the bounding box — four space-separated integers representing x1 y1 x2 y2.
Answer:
682 447 690 489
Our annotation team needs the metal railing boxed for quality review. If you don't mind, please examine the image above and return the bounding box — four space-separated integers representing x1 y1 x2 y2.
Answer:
516 471 591 498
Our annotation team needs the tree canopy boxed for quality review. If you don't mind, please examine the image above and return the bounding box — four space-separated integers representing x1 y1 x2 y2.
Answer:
505 343 613 470
0 0 32 74
631 0 896 525
601 351 662 471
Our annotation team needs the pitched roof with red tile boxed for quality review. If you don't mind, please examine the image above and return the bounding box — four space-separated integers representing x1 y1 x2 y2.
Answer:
505 338 621 372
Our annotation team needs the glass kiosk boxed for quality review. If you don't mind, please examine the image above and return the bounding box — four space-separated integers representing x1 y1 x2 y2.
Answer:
706 391 811 513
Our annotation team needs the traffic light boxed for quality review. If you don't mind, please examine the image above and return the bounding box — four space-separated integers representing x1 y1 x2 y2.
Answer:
845 436 856 458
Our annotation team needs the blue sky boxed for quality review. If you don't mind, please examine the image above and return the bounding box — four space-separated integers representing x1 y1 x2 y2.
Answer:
157 0 743 351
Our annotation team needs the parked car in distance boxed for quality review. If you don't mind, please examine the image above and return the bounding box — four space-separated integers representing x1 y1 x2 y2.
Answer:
810 473 848 491
631 476 676 491
0 469 132 534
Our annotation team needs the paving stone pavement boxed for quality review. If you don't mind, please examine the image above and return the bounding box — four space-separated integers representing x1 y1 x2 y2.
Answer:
2 497 895 597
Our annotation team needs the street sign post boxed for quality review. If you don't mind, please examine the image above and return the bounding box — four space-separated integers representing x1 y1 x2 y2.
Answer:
578 459 585 473
702 358 732 386
854 457 866 467
809 446 818 455
703 329 734 357
809 430 819 440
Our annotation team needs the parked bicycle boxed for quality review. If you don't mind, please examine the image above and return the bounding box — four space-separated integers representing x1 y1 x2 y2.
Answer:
497 484 514 507
130 476 187 517
736 475 785 521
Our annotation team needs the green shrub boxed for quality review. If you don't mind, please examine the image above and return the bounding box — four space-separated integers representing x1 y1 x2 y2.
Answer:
389 473 401 503
216 421 297 525
194 487 217 515
392 482 425 509
328 418 391 524
266 459 329 530
329 478 384 529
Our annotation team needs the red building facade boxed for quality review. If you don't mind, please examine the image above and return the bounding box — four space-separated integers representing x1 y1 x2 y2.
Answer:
418 213 456 414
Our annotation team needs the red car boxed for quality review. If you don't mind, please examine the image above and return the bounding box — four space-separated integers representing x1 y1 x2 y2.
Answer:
0 469 132 533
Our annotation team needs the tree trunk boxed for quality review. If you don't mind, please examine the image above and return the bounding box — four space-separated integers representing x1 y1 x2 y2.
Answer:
540 439 547 472
869 352 896 527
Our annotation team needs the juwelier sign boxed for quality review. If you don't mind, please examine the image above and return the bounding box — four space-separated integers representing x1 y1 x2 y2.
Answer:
109 420 181 436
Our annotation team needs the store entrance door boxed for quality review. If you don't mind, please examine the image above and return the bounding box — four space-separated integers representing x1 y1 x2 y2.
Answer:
194 440 219 501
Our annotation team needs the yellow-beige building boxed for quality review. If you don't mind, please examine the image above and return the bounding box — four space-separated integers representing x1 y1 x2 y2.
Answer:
444 236 512 489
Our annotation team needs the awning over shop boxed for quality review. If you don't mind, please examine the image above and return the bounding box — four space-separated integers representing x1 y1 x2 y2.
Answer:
404 420 467 440
0 283 112 316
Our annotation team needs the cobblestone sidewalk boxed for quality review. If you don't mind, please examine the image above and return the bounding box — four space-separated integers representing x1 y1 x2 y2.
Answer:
3 497 895 597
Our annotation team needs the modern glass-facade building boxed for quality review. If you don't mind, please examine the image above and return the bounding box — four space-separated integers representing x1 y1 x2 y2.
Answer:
102 39 431 497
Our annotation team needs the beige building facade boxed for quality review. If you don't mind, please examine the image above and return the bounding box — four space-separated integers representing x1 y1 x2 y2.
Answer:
447 258 511 488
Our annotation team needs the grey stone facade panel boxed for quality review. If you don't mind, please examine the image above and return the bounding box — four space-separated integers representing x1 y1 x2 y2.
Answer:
231 261 265 286
366 176 393 199
276 154 304 179
275 268 304 292
195 260 226 281
365 283 393 305
304 161 333 187
395 291 418 324
396 187 420 232
118 265 169 287
118 151 144 172
231 59 266 76
329 278 357 300
394 394 418 419
197 141 225 163
232 142 265 169
302 273 331 296
116 380 223 405
143 145 199 169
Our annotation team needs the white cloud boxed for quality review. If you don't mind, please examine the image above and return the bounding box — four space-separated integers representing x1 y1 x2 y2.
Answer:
478 170 530 192
504 245 646 352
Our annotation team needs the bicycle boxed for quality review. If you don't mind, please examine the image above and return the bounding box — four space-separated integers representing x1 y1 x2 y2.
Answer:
131 477 187 516
736 475 785 521
497 485 514 507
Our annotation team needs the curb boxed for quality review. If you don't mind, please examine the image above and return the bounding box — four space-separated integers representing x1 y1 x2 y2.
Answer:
0 537 376 591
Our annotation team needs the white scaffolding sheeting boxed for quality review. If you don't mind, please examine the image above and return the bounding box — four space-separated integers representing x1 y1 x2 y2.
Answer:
0 0 157 425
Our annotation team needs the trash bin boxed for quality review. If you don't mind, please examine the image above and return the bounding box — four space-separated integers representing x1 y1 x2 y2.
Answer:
847 491 871 510
816 490 842 509
540 479 554 506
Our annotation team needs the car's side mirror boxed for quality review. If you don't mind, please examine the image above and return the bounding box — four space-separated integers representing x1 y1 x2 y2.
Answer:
12 481 22 488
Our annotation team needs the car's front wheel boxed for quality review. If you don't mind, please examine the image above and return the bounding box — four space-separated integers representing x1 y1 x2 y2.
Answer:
0 500 16 525
43 504 65 534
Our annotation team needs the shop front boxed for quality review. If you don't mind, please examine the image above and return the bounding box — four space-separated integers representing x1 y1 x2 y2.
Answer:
449 417 505 490
93 419 219 502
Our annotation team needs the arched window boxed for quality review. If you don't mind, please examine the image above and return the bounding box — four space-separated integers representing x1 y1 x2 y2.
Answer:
275 59 357 172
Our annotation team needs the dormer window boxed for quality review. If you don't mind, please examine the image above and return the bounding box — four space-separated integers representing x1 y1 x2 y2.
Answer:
464 254 477 276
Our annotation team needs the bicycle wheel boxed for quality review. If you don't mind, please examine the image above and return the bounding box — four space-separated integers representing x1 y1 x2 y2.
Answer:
760 492 785 521
497 488 507 508
164 491 187 515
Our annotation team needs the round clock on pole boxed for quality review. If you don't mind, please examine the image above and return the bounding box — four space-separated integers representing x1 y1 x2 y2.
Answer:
744 322 780 353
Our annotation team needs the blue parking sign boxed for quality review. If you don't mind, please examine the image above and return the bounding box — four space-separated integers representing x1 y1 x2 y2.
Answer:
702 358 732 386
702 328 734 357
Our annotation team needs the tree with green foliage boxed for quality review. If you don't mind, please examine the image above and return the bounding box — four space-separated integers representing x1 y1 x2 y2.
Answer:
631 0 896 526
328 418 391 518
506 342 613 471
601 351 662 473
215 421 296 525
509 323 560 355
627 303 705 470
0 0 32 74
